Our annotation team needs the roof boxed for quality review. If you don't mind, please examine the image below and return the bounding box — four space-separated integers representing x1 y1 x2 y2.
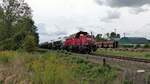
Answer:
75 31 88 37
119 37 149 44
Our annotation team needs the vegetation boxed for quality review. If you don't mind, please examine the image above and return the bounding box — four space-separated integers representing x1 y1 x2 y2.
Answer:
95 34 106 41
0 51 117 84
0 0 39 50
120 44 150 48
22 34 37 52
120 45 134 48
95 48 150 59
96 32 120 41
143 44 150 48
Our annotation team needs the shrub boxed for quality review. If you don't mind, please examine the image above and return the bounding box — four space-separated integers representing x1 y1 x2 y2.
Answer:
22 35 37 52
148 75 150 84
135 44 141 48
123 79 133 84
144 54 150 58
143 44 150 48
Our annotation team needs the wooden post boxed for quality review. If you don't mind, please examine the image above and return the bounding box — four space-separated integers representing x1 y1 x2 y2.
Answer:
103 58 106 66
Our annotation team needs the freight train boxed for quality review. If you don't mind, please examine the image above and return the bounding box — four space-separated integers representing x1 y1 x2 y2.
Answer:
39 31 118 53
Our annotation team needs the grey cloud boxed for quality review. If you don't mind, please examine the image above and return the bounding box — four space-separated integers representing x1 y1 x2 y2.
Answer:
101 10 121 22
145 23 150 26
129 7 149 14
95 0 103 5
95 0 150 8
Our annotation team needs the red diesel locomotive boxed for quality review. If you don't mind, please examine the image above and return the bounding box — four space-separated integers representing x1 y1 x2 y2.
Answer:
63 31 97 53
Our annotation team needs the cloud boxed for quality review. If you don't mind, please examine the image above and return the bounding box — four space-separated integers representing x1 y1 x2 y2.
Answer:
130 23 150 39
37 23 68 42
96 0 150 8
101 10 121 22
95 0 150 14
129 7 149 14
39 30 68 43
95 0 103 5
145 23 150 26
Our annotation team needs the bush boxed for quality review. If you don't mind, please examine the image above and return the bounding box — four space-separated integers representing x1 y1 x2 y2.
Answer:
135 44 141 48
22 35 37 52
144 54 150 58
148 75 150 84
123 79 133 84
143 44 150 48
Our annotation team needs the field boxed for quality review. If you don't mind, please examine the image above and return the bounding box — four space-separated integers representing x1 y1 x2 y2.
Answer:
0 50 118 84
95 48 150 59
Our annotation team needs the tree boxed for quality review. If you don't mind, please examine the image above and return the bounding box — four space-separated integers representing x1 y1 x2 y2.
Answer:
1 0 32 39
106 33 110 39
22 34 37 52
96 34 105 41
110 32 120 40
0 0 39 50
0 7 5 41
116 34 120 38
110 32 116 39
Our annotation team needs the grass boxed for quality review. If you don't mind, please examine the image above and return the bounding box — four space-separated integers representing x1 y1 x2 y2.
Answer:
0 51 17 63
95 48 150 59
0 51 118 84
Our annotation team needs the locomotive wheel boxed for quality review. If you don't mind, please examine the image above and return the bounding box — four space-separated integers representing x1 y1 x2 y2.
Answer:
78 46 91 54
79 46 85 54
91 45 97 52
87 48 91 54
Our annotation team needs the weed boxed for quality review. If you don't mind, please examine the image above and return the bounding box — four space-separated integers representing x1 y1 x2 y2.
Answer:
144 54 150 58
123 79 133 84
0 51 17 63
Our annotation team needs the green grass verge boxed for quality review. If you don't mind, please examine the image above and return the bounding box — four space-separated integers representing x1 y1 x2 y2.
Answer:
95 48 150 59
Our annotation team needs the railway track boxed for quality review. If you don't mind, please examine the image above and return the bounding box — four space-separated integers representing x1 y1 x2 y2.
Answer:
89 53 150 63
39 49 150 63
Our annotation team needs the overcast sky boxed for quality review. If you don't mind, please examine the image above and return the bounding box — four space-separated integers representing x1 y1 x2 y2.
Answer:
25 0 150 43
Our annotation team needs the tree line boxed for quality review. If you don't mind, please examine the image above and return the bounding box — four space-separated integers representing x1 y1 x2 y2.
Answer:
96 32 120 41
0 0 39 51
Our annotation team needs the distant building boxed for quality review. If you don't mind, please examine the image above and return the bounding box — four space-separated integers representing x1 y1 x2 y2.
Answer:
119 37 149 45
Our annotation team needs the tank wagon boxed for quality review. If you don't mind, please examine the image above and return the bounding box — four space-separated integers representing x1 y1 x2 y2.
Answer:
63 31 97 53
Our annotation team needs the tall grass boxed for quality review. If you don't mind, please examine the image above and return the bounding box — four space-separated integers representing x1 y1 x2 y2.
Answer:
0 51 17 63
26 53 75 84
0 51 117 84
